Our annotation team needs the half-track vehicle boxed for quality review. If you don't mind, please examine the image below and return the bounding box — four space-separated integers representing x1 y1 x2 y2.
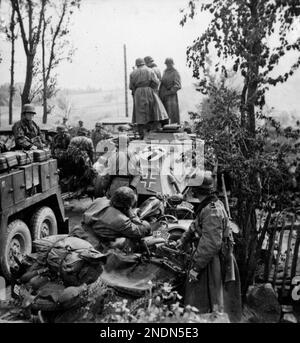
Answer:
0 148 68 280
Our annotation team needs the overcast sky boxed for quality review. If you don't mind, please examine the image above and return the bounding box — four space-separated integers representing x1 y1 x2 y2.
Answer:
0 0 300 117
0 0 209 90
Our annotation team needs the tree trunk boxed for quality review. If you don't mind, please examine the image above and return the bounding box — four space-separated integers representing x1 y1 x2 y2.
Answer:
245 0 261 137
246 78 257 136
9 5 15 125
246 211 272 287
42 16 47 124
235 198 258 297
21 53 34 109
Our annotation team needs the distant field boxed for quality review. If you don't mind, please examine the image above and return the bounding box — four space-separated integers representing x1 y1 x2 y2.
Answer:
0 86 201 129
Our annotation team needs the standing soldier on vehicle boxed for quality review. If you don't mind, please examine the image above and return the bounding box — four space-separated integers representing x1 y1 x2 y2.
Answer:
144 56 162 86
12 104 45 150
159 58 181 124
130 58 169 137
176 172 242 322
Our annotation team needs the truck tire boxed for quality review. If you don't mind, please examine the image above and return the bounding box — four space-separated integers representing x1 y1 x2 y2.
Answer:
31 207 58 240
1 220 32 280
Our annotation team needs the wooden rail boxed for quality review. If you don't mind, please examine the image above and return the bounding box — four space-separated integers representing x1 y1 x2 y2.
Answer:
263 208 300 299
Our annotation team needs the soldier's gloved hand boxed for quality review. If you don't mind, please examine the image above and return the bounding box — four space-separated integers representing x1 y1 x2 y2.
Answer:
30 145 38 150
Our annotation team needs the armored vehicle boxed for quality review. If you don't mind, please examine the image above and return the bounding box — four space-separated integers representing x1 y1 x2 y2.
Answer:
94 125 209 238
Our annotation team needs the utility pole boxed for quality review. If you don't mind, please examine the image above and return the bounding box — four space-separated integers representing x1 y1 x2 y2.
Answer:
124 44 129 117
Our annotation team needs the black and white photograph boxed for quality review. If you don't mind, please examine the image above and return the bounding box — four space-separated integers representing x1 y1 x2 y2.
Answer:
0 0 300 330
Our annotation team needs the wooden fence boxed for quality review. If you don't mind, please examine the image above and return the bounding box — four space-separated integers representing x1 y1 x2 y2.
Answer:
262 208 300 299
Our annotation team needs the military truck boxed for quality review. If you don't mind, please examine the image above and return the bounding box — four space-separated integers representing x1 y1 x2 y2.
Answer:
0 151 68 280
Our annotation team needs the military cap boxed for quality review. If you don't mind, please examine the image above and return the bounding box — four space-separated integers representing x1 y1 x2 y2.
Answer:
22 103 36 114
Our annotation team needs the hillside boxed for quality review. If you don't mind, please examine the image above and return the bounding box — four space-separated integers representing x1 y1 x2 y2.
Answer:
0 86 201 129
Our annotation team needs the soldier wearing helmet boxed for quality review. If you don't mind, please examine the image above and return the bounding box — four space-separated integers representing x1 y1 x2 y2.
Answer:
12 103 45 150
144 56 162 84
52 125 71 159
177 171 242 322
130 57 169 138
81 186 151 252
159 57 181 124
91 122 110 150
76 120 89 137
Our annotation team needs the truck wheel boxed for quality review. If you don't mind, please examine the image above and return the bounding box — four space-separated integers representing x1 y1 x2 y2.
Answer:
31 207 58 240
1 220 32 280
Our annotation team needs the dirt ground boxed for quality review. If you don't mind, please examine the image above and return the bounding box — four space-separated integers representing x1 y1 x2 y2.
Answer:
64 197 93 231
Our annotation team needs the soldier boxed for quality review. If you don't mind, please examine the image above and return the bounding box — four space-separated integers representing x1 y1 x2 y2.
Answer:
130 58 169 138
62 117 68 127
144 56 162 86
159 58 181 124
91 122 110 150
176 172 242 322
81 186 151 252
52 125 71 159
68 134 94 164
76 120 89 137
12 103 45 150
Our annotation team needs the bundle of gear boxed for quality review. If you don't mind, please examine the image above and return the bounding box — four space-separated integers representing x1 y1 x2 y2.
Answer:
11 235 107 317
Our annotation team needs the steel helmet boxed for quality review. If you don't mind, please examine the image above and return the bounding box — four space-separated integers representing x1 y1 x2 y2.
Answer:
191 171 215 200
22 103 36 114
164 57 174 65
144 56 154 64
135 58 145 67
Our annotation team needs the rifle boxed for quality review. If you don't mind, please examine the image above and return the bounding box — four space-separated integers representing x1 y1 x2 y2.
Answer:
221 173 238 283
221 174 239 234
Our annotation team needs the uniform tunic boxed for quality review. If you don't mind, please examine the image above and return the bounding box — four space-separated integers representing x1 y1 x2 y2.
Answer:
147 62 162 85
82 197 151 251
91 128 110 149
182 197 242 322
52 132 71 158
12 118 44 150
130 65 168 125
159 67 181 124
68 136 94 162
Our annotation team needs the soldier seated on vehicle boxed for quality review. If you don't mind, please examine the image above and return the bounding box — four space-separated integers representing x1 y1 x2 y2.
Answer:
12 104 45 150
78 186 151 253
